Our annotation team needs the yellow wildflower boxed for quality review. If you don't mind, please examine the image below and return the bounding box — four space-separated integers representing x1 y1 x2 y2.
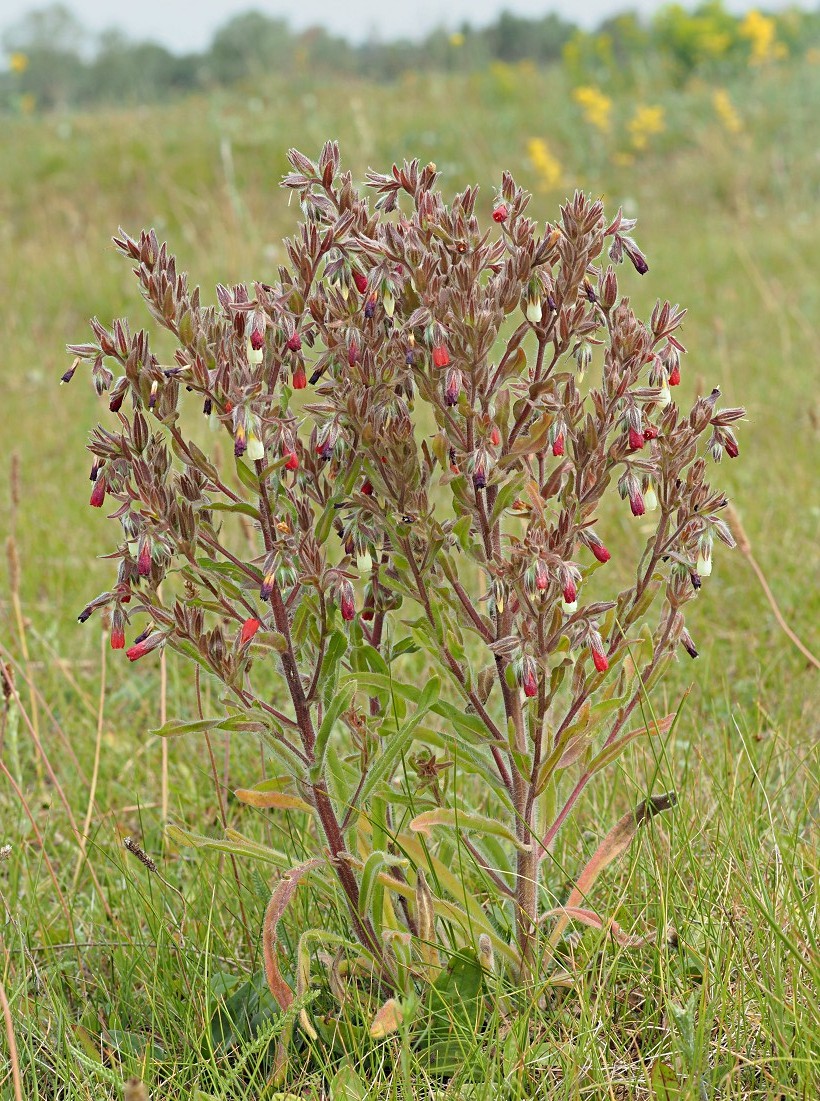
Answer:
572 85 612 133
712 89 742 135
628 105 665 151
739 11 784 65
527 138 562 191
9 52 28 73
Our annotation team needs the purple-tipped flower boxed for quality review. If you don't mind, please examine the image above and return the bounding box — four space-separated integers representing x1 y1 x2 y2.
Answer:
126 631 164 662
444 366 462 407
338 579 356 622
520 655 538 698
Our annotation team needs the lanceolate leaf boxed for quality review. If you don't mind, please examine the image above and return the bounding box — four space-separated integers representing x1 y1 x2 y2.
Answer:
262 859 325 1010
234 789 314 814
548 793 677 947
409 808 531 852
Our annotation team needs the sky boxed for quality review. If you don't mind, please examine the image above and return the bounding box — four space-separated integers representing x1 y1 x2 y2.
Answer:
0 0 808 51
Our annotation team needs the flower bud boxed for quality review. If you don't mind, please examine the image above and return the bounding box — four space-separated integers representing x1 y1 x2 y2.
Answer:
383 288 396 318
492 203 508 223
696 538 712 577
286 332 302 352
680 629 698 659
362 478 373 495
292 362 307 389
348 340 360 367
353 270 368 294
668 362 681 386
444 366 462 407
552 431 565 457
724 433 739 459
471 449 491 491
148 380 159 410
643 423 659 440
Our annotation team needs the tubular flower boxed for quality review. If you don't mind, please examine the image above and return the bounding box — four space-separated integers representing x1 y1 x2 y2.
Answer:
286 332 302 352
620 472 644 517
137 537 152 578
90 477 106 508
339 579 356 622
520 655 538 698
586 533 611 563
696 537 713 577
432 343 450 368
126 632 164 662
249 313 265 352
283 448 299 471
552 431 565 457
110 608 125 650
246 432 265 461
492 203 508 223
471 449 491 491
292 362 307 389
353 270 368 295
364 293 378 319
348 340 360 367
589 631 609 672
525 295 542 324
240 617 261 645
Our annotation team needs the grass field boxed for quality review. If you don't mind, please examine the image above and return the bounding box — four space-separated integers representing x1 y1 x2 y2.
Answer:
0 58 818 1099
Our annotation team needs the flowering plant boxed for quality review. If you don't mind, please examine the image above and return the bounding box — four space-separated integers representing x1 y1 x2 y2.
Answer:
66 144 743 1031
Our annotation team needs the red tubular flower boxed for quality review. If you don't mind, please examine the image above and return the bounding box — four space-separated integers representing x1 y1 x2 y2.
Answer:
432 343 450 368
283 448 299 471
589 632 609 672
110 609 125 650
520 656 538 698
669 363 681 386
562 579 577 605
628 426 645 451
126 632 163 662
590 538 611 564
492 203 508 223
629 488 645 517
362 479 373 496
240 617 261 645
90 477 106 508
292 362 307 389
535 559 549 592
724 435 739 458
552 433 565 457
339 581 355 622
137 538 152 578
490 425 501 447
249 315 265 351
353 270 368 294
286 332 302 352
643 424 659 440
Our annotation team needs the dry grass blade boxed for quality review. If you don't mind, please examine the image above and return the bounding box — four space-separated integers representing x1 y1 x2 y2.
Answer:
0 978 23 1101
262 858 324 1009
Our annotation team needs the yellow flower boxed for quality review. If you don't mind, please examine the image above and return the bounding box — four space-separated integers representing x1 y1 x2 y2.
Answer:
628 104 665 151
572 85 612 133
526 138 562 191
9 52 29 73
739 10 782 65
712 88 742 135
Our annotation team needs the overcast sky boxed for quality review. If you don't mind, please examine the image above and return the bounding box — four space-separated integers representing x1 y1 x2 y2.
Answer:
0 0 808 51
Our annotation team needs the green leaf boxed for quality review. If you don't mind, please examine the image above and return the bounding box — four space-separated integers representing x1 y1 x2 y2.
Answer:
414 948 485 1073
150 715 222 739
355 677 439 807
410 807 530 852
234 458 260 493
208 500 261 520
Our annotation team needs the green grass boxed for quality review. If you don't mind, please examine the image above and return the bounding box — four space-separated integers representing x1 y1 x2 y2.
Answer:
0 59 818 1099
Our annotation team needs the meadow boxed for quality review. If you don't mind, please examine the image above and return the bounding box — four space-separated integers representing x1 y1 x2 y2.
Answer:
0 53 818 1099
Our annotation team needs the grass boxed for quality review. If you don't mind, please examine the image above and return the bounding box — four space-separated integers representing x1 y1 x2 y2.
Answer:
0 58 818 1099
